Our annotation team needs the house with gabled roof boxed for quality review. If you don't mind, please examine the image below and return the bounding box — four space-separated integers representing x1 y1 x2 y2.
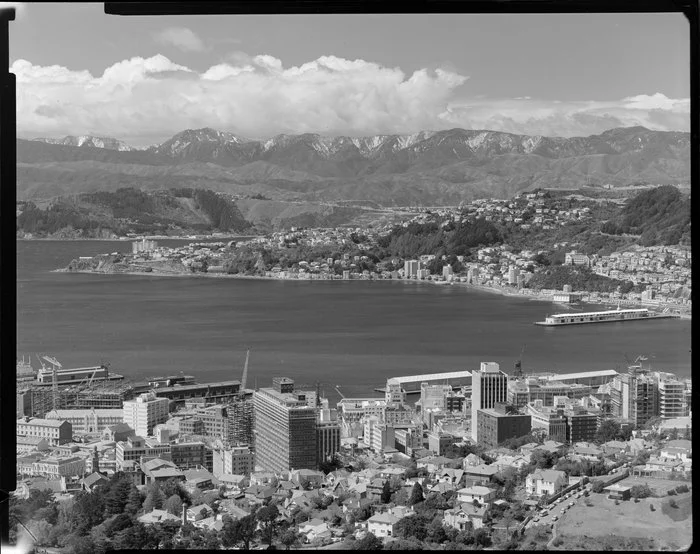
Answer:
367 511 403 538
138 508 181 526
463 453 482 468
462 463 500 486
299 518 331 543
444 502 488 530
525 468 567 497
456 485 496 505
187 503 213 522
80 471 109 492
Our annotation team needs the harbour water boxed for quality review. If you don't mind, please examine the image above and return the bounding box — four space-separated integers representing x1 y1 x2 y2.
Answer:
17 240 692 401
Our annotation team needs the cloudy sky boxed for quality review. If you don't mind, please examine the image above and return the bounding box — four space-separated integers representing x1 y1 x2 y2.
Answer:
6 4 691 147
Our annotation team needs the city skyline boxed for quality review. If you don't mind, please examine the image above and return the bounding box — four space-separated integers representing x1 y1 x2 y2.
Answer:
7 5 691 146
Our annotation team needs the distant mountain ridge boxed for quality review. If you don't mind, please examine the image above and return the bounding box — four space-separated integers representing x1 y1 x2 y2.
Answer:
17 126 690 206
33 135 136 151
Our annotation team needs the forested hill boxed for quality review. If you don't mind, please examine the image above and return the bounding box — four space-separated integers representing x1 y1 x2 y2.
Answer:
599 185 691 246
16 188 252 238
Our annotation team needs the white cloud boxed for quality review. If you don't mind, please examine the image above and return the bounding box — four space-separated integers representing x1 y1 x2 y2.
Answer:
154 27 206 52
11 54 689 147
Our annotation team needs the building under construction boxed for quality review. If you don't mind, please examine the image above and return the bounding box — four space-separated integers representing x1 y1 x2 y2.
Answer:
17 379 136 419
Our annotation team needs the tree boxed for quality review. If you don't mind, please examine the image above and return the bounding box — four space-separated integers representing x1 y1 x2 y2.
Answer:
630 484 653 499
280 528 302 550
408 482 424 506
381 480 392 504
104 477 132 517
426 515 448 543
124 484 143 516
257 504 280 547
394 514 429 542
474 527 492 547
142 485 164 513
353 532 383 550
591 480 605 494
163 494 183 516
595 419 621 444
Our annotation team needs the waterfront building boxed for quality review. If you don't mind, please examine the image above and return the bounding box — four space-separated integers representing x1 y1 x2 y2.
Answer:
442 264 453 278
132 238 158 254
508 266 519 285
471 363 508 442
336 398 387 425
151 380 242 409
420 383 453 413
404 260 420 278
544 370 618 387
476 403 531 449
385 379 406 406
123 392 170 437
253 379 317 473
45 408 123 435
16 417 72 446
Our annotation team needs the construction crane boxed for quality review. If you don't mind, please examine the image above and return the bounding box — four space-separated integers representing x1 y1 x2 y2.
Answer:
43 356 62 411
240 350 250 396
335 385 345 399
514 344 526 379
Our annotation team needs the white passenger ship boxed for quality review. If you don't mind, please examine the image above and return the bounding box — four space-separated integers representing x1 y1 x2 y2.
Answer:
535 306 680 326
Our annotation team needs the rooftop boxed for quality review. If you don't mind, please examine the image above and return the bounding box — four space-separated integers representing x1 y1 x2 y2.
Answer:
546 369 619 382
387 370 472 385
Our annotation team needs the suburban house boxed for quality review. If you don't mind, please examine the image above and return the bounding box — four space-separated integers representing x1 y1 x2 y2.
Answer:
138 509 181 526
299 518 331 543
462 464 500 486
660 440 691 461
366 512 402 538
186 503 213 522
456 485 496 505
525 468 567 497
443 502 488 530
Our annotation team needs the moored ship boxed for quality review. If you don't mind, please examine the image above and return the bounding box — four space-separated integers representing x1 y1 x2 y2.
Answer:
535 306 681 326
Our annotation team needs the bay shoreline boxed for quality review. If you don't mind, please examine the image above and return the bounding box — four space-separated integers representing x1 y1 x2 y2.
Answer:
54 267 691 320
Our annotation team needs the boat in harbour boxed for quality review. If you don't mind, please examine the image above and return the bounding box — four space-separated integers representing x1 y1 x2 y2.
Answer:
534 306 680 326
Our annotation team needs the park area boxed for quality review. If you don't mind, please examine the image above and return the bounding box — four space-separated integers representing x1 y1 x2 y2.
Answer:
548 483 692 551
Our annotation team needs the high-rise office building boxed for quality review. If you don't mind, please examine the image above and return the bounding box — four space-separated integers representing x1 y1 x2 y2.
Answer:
316 409 341 467
253 379 317 473
471 362 508 442
123 392 169 438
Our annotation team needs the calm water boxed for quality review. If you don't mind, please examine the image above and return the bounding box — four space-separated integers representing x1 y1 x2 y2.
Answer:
17 240 692 401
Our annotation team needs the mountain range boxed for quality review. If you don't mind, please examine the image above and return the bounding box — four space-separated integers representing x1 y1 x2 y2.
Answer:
18 126 690 207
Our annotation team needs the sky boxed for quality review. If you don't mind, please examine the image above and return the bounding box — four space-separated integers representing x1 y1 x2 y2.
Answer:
3 3 691 147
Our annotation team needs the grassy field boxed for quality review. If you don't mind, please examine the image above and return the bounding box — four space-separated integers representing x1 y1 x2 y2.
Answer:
615 474 690 496
550 489 692 551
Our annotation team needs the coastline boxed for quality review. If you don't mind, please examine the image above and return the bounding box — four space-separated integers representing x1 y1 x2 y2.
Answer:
56 267 691 319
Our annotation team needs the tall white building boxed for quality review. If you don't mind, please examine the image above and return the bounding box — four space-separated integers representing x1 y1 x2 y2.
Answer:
123 392 170 437
404 260 420 278
471 362 508 442
385 379 406 407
